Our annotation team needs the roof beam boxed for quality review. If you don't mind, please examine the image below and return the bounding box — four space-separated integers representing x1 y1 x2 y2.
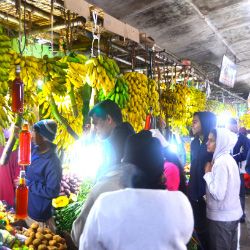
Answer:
5 0 62 22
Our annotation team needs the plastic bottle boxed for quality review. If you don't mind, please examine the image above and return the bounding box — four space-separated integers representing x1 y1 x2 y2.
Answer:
15 170 28 219
12 65 24 113
145 106 153 130
18 123 31 165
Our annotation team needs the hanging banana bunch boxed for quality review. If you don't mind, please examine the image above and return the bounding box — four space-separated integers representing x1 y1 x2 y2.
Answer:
147 78 160 117
41 55 68 96
123 72 148 132
0 94 12 129
8 51 42 109
0 31 11 97
64 53 88 90
98 77 130 113
85 54 120 95
39 89 84 152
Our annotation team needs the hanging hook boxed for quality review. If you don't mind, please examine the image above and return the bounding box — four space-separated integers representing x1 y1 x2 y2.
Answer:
91 11 100 58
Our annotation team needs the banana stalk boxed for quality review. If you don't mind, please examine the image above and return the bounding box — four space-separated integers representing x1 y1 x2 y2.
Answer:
49 96 79 140
0 113 23 166
69 83 78 118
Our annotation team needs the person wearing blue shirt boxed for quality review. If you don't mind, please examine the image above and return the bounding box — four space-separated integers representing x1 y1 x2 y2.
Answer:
226 118 250 223
25 119 62 232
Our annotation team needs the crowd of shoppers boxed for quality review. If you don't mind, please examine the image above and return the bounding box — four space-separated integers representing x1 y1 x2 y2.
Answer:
1 99 249 250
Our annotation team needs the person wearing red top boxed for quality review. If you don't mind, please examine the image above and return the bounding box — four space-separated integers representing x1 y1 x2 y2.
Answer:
0 127 21 207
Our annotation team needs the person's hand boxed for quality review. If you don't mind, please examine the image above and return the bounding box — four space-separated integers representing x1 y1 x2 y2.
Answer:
205 162 213 173
14 177 20 187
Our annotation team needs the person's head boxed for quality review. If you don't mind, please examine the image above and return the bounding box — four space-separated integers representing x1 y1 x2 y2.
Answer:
226 118 238 134
207 128 237 160
239 127 247 135
33 119 57 146
157 117 166 130
206 128 217 153
191 112 217 138
89 100 123 140
123 130 165 189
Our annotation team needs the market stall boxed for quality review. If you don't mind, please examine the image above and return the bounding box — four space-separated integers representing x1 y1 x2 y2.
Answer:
0 1 248 250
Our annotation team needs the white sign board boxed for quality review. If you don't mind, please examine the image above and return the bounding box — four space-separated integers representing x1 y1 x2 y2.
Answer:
219 55 237 88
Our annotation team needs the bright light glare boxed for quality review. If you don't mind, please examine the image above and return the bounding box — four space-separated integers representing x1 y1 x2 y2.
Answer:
169 142 178 152
70 140 103 179
37 80 43 87
218 113 231 127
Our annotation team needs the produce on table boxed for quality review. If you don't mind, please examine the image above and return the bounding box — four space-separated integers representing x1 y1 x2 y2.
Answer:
123 72 149 132
0 201 16 223
0 229 15 247
54 178 94 232
59 173 82 198
12 239 28 250
54 200 85 233
23 222 67 250
52 197 69 209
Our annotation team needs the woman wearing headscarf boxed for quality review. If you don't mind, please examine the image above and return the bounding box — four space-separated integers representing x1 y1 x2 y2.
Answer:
79 130 194 250
204 128 242 250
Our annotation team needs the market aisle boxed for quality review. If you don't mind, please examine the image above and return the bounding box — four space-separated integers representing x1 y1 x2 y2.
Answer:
240 193 250 249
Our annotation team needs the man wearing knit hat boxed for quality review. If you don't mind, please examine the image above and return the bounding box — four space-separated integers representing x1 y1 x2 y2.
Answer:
24 119 62 232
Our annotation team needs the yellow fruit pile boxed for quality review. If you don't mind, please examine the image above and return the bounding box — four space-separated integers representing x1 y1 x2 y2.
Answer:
205 100 236 118
239 115 250 128
85 55 119 94
64 54 87 90
123 72 148 132
98 77 130 110
0 32 11 96
39 89 84 152
41 55 68 97
147 78 160 117
161 84 206 135
205 100 224 115
8 52 41 108
0 93 12 128
23 110 37 126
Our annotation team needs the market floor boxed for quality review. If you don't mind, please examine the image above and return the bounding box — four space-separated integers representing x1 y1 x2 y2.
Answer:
239 193 250 249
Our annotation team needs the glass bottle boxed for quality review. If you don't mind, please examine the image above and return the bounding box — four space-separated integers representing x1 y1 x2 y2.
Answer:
145 106 153 130
18 123 31 165
12 65 24 113
15 171 28 219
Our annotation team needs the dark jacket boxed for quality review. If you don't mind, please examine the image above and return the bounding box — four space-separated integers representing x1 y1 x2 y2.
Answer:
233 132 250 167
95 122 135 181
189 112 217 201
245 150 250 175
26 143 62 222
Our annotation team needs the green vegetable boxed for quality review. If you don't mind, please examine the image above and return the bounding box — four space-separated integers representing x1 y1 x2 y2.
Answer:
54 178 94 232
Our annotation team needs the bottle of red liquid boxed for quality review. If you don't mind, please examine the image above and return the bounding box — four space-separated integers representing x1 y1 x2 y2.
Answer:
145 106 153 130
16 170 28 219
12 65 24 113
18 123 31 165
